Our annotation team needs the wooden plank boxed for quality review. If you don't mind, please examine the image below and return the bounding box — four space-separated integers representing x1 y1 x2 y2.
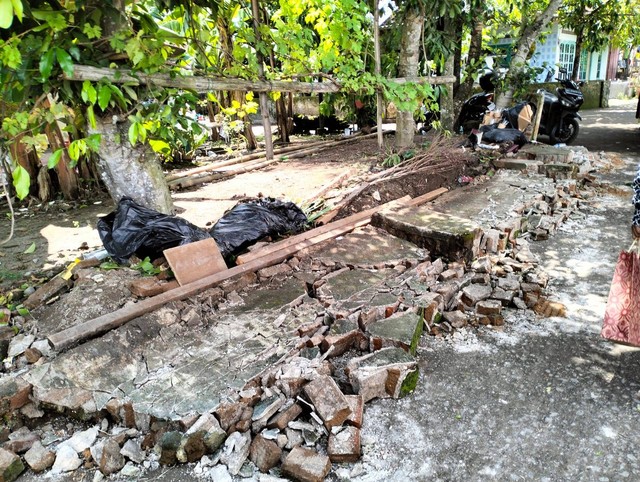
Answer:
301 168 355 206
164 238 227 286
314 183 371 226
47 188 448 352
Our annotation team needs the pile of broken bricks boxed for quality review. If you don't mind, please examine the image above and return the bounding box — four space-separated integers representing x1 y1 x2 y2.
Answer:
0 160 588 481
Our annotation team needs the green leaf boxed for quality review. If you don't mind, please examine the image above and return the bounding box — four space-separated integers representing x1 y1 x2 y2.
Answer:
55 48 73 78
9 0 20 21
86 104 96 129
82 80 97 104
0 0 14 28
47 148 63 169
99 261 120 270
128 122 139 146
12 165 29 200
149 139 170 154
39 48 55 80
97 84 111 111
24 242 36 254
16 305 29 316
85 133 101 151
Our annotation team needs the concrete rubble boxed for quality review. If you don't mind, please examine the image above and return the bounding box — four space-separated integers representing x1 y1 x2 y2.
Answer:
0 145 604 481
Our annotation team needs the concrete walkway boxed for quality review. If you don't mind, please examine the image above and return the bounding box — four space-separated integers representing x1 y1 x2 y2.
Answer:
351 101 640 481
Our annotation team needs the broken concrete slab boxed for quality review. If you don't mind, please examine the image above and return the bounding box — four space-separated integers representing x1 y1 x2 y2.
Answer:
303 226 426 268
372 206 482 263
367 310 423 356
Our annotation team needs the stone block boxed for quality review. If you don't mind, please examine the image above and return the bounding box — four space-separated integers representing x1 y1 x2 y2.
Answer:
0 377 32 417
328 426 361 463
3 427 39 454
0 448 24 482
177 431 206 463
23 276 72 310
346 347 419 403
372 207 482 263
367 310 423 356
434 282 460 305
481 229 502 254
249 434 282 473
24 441 55 473
258 263 293 280
302 376 351 430
267 403 303 431
215 402 246 432
252 396 282 432
461 284 492 307
443 311 468 329
99 438 125 475
281 446 331 482
320 318 360 357
411 292 442 324
497 274 521 291
0 327 13 361
476 300 502 316
220 431 251 475
120 439 145 464
344 395 364 428
492 287 515 306
52 444 82 473
158 431 182 466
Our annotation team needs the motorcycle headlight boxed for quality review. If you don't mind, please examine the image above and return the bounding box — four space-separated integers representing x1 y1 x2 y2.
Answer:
561 99 572 108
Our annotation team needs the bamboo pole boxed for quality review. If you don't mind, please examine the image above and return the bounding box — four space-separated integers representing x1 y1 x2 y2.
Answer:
530 92 545 142
250 0 274 160
65 65 456 94
373 0 384 149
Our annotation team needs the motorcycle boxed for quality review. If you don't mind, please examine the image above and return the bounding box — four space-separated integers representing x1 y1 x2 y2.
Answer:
454 72 497 134
535 67 584 145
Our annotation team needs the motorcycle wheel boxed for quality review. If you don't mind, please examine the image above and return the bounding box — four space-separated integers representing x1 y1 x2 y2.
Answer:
549 118 579 145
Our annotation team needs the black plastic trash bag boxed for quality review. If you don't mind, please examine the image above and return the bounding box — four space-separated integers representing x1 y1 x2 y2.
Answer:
478 124 528 147
211 198 308 260
97 197 211 264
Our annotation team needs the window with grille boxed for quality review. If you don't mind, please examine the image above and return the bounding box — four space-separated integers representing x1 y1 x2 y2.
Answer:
559 42 576 76
579 50 588 80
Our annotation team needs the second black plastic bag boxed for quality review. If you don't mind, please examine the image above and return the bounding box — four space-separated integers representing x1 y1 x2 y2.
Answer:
97 197 211 264
211 198 308 260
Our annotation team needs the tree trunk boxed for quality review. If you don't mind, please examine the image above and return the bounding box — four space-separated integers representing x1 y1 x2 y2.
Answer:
495 0 563 109
572 29 584 81
91 117 173 214
44 123 80 200
395 5 424 151
455 0 484 103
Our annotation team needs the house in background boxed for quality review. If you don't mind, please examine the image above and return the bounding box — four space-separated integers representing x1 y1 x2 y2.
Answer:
528 23 610 82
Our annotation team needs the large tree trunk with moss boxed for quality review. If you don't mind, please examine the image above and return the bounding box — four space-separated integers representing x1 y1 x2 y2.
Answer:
495 0 563 109
91 117 173 213
395 5 424 151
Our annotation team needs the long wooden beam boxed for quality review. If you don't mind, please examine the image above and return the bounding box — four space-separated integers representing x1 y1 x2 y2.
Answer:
66 65 456 94
46 187 447 352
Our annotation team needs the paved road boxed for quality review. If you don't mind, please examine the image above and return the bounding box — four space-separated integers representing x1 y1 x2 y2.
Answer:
351 100 640 481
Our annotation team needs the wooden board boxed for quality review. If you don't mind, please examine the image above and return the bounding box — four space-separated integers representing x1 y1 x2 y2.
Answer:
163 238 227 286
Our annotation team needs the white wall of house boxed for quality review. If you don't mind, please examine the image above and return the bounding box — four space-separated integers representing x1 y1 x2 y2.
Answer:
529 24 608 82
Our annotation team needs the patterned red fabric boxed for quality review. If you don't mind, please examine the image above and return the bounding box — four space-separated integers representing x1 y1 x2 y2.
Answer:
601 250 640 346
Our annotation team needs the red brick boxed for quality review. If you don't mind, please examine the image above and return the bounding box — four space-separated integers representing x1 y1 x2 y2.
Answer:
281 446 331 482
0 377 32 416
266 403 303 431
344 395 364 428
129 278 179 298
328 426 361 463
249 435 282 473
303 376 351 429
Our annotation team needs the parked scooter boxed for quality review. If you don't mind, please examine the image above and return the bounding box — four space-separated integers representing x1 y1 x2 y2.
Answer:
454 72 497 133
535 67 584 144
